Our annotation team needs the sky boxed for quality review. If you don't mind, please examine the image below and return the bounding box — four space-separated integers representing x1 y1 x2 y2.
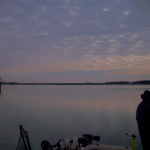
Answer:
0 0 150 83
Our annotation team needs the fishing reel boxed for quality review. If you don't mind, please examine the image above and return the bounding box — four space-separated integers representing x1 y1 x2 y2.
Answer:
41 140 52 150
78 134 100 147
83 134 100 141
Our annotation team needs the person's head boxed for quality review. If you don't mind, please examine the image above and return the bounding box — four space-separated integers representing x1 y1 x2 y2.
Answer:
141 90 150 101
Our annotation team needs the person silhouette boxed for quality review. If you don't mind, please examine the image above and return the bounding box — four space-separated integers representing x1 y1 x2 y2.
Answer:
136 90 150 150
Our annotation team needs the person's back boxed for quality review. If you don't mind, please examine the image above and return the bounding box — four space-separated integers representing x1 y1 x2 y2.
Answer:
136 90 150 150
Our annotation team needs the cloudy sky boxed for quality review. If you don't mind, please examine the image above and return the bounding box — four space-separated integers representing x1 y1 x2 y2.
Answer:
0 0 150 83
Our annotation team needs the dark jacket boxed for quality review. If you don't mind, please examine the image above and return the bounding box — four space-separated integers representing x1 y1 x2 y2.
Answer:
136 90 150 150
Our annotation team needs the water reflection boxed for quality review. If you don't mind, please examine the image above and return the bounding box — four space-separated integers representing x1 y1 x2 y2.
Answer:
0 85 148 150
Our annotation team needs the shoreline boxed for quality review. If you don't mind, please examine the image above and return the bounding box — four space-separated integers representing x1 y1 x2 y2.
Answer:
1 82 150 85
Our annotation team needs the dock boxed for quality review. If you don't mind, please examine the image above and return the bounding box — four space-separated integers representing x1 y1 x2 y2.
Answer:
85 143 132 150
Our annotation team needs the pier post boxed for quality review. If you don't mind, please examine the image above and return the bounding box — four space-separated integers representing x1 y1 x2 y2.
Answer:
131 134 137 150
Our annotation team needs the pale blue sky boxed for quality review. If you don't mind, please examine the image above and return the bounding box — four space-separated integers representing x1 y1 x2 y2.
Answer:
0 0 150 83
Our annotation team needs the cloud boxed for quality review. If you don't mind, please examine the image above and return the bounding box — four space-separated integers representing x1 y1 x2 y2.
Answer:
1 17 12 22
103 8 110 12
124 11 129 15
0 0 150 82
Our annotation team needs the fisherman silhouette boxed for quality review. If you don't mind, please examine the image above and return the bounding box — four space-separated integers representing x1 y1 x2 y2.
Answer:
136 90 150 150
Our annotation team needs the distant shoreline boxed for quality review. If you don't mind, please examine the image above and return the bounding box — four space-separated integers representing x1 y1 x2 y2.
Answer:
1 80 150 85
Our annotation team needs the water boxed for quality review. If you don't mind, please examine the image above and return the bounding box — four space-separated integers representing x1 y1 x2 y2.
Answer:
0 85 150 150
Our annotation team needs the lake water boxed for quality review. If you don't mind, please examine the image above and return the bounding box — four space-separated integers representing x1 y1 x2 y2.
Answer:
0 85 150 150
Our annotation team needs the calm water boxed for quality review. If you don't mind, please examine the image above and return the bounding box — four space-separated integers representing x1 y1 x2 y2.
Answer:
0 85 150 150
